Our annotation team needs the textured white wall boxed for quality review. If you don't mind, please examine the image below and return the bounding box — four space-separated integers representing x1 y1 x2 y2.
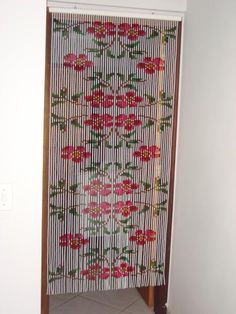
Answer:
0 1 46 314
168 0 236 314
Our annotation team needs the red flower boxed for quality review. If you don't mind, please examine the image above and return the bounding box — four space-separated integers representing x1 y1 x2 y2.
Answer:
116 91 143 108
137 57 165 74
114 201 138 217
129 229 156 245
115 114 142 131
133 145 160 162
63 53 77 67
87 21 116 38
84 179 112 196
81 264 110 280
84 114 113 130
85 91 114 108
113 262 134 278
64 53 93 72
118 23 146 41
59 233 89 250
82 202 111 218
114 180 139 196
61 146 91 163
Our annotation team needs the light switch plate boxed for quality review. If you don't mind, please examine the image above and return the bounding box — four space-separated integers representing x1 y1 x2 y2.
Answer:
0 183 12 211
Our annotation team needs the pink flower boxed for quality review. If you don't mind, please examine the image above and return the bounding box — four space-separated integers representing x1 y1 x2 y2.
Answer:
84 179 112 196
64 53 93 72
137 57 165 74
114 201 138 217
116 91 143 108
84 114 113 130
115 114 142 131
82 202 111 218
118 23 146 41
63 53 77 67
113 262 134 278
133 145 160 162
59 233 89 250
87 21 116 38
85 91 114 108
61 146 91 163
114 180 139 195
81 264 110 280
129 230 156 245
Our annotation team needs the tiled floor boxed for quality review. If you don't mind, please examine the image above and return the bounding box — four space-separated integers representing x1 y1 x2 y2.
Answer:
50 288 154 314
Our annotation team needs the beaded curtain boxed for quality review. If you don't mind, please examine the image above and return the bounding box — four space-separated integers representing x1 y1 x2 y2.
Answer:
47 12 179 294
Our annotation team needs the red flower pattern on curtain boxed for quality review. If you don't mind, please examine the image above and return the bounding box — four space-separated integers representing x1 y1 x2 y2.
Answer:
48 13 179 294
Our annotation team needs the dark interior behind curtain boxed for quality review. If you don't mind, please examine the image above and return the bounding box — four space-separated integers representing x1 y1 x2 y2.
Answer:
47 12 180 295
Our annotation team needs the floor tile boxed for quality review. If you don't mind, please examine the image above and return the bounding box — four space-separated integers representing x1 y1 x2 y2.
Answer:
50 295 120 314
50 293 78 311
80 288 140 310
124 298 154 314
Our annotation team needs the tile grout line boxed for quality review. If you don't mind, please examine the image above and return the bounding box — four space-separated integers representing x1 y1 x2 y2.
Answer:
49 293 81 312
78 294 130 311
117 297 141 314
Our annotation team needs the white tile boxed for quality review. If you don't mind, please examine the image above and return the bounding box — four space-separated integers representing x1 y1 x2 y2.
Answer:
50 296 120 314
124 298 154 314
49 294 78 311
80 288 140 310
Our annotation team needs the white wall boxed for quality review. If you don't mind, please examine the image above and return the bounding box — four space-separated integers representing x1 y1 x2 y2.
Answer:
0 1 186 314
0 1 46 314
169 0 236 314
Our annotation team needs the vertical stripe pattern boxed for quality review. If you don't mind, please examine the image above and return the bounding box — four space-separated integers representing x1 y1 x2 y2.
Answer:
47 12 179 295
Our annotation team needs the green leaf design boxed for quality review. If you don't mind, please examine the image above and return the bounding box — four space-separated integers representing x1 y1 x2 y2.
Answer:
129 52 138 60
141 181 151 191
114 141 123 149
92 39 108 47
126 41 140 48
143 119 154 129
106 73 115 81
73 26 84 35
87 48 100 53
69 207 80 216
71 92 83 101
119 256 130 262
90 130 104 138
121 172 133 179
105 140 112 148
145 93 156 104
68 268 79 277
120 217 132 224
124 83 137 91
59 122 67 131
140 205 150 213
69 183 80 192
117 73 125 81
117 50 126 59
71 119 83 128
107 49 115 58
122 131 136 138
147 30 159 39
132 50 143 55
114 162 122 169
91 82 107 90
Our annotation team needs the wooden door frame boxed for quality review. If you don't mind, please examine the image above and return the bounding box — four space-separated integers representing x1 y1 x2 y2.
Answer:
41 16 182 314
154 21 182 314
41 9 51 314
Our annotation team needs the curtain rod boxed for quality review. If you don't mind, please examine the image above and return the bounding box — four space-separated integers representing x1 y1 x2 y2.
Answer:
48 2 183 21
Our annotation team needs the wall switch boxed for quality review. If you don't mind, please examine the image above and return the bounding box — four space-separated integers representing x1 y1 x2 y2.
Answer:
0 184 12 211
